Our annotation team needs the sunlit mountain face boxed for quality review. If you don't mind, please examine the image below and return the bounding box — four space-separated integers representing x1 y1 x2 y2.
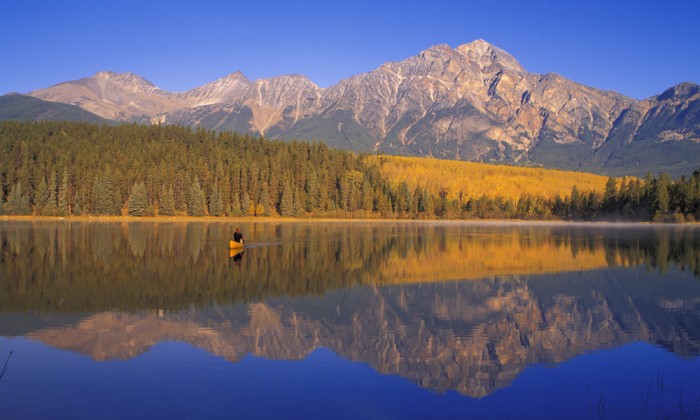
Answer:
26 40 700 177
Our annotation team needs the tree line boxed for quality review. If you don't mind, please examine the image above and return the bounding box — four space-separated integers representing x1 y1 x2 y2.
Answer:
0 121 698 222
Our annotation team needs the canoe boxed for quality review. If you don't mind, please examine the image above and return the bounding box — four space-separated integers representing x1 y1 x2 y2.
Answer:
229 240 245 250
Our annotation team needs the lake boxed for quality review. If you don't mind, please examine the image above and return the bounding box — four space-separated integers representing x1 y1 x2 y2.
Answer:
1 219 699 419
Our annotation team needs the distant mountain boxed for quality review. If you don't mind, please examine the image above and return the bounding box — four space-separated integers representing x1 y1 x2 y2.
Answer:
29 70 251 122
26 40 700 176
0 93 110 123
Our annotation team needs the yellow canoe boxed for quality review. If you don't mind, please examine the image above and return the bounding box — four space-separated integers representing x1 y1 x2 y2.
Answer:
229 240 245 249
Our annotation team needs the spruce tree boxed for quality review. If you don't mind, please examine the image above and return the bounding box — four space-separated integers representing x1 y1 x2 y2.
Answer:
231 192 242 217
34 177 49 214
188 176 207 216
305 170 320 212
114 187 123 215
292 186 304 217
58 170 70 216
128 181 148 216
360 178 373 212
242 192 253 216
418 186 435 215
91 176 105 215
91 172 117 215
260 184 276 216
280 180 294 217
44 171 58 216
603 177 618 212
209 183 223 216
159 184 176 216
654 173 671 220
7 182 31 215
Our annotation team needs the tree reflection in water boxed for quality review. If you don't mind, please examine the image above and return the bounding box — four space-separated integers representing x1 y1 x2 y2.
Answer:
1 220 700 397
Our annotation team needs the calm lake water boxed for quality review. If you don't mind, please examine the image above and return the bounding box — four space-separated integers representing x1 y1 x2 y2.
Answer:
1 219 699 419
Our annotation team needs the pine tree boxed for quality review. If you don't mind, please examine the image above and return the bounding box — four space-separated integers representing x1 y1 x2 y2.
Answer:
602 177 618 213
305 170 320 212
183 175 194 214
114 187 123 215
654 173 671 220
128 181 148 216
397 181 412 215
569 186 583 218
209 183 223 216
293 185 304 217
242 192 253 216
58 169 70 216
7 182 31 215
91 171 117 215
260 184 277 216
91 176 105 215
360 178 373 212
34 177 49 214
43 171 58 216
188 176 207 216
280 180 294 217
340 170 363 212
231 192 243 217
375 190 392 216
159 184 176 216
418 186 434 215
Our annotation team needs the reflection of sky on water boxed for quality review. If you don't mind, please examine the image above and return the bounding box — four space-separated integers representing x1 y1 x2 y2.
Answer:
1 338 698 419
1 221 700 418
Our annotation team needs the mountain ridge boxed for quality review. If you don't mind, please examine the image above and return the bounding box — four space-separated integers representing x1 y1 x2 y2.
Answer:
0 93 110 124
24 40 700 176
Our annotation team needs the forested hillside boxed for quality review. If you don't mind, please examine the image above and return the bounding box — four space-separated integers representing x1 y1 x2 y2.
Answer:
0 121 698 221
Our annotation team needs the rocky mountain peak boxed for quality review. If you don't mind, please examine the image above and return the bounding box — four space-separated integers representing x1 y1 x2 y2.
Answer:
419 43 453 58
655 82 700 102
455 39 524 74
22 40 699 176
261 73 319 86
248 74 321 106
93 71 160 94
178 71 252 106
209 71 251 88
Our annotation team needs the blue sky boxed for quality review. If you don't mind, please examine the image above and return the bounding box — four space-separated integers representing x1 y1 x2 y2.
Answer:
2 0 699 99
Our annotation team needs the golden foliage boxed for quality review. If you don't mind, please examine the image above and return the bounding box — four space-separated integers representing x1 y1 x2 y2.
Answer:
365 155 612 200
367 230 609 285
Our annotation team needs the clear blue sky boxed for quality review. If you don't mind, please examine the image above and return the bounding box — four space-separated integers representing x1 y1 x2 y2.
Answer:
2 0 699 99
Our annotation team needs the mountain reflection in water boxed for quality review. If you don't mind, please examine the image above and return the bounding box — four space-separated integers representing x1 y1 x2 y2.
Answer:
1 220 700 398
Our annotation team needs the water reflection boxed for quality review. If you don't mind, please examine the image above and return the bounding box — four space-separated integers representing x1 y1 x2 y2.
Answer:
2 220 699 312
1 220 700 398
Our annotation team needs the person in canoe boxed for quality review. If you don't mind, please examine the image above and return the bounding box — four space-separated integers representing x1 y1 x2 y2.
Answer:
232 227 245 245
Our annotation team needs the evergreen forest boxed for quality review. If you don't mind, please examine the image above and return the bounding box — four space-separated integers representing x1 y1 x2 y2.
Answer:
1 121 699 222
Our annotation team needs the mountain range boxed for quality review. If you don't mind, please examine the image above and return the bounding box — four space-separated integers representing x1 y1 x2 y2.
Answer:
14 40 700 176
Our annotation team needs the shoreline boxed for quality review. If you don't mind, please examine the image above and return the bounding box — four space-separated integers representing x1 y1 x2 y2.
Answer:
1 215 698 227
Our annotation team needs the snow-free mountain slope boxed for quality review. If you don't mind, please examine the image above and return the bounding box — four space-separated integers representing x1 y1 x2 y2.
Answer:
26 40 700 176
